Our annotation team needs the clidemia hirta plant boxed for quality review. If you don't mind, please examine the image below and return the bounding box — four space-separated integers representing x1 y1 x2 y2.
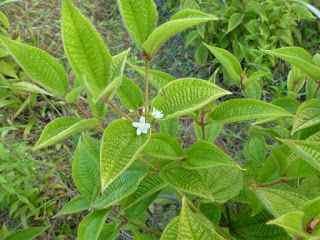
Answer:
1 0 320 239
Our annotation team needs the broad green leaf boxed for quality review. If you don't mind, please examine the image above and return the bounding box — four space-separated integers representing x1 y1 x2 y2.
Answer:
160 162 214 201
243 71 269 87
292 99 320 134
4 227 48 240
208 99 293 123
244 135 266 167
127 62 176 90
298 176 320 199
100 119 151 192
72 136 100 200
266 47 320 80
34 117 99 150
62 0 111 96
271 97 300 114
267 211 308 238
245 81 261 100
110 48 130 83
87 93 107 119
143 133 183 160
160 217 179 240
186 30 200 47
117 0 158 49
122 174 166 218
171 9 214 20
232 207 291 240
0 36 68 97
200 203 221 225
92 77 122 104
205 44 242 84
143 12 217 58
194 43 208 65
98 223 120 240
160 117 179 137
201 166 244 203
0 11 9 30
253 187 308 217
0 61 18 78
0 224 8 239
65 86 84 103
226 13 244 35
92 162 147 208
194 122 222 143
280 139 320 172
151 78 231 120
78 209 110 240
183 141 240 169
301 196 320 224
54 195 91 217
117 76 143 110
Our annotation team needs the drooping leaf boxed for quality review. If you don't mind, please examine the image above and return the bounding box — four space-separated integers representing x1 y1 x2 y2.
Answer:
117 0 158 49
266 47 320 80
117 76 143 110
54 195 91 217
143 11 217 58
34 117 99 150
160 117 179 137
78 209 110 240
3 227 48 240
208 99 293 123
143 133 183 160
292 99 320 134
98 223 120 240
205 44 242 84
151 78 230 120
0 36 68 97
62 0 111 96
127 63 176 90
194 122 222 143
183 141 240 169
100 119 150 192
72 136 100 200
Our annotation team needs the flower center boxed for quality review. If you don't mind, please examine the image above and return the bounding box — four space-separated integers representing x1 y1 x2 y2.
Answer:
151 112 157 117
139 123 145 129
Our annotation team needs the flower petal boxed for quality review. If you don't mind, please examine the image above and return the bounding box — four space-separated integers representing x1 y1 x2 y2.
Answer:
140 116 146 124
137 128 142 135
141 128 148 134
132 122 140 128
145 123 151 129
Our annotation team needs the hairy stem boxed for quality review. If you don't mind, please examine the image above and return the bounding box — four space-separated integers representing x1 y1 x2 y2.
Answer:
145 58 150 114
105 99 133 123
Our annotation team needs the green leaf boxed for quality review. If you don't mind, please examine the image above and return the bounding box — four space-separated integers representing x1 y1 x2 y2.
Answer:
245 81 261 100
34 117 99 150
54 195 91 217
0 60 18 78
266 47 320 80
280 139 320 172
194 43 208 65
201 166 244 203
301 196 320 224
170 9 215 20
72 136 100 200
117 76 143 110
160 117 179 137
143 133 183 160
232 207 291 240
128 62 176 90
208 99 293 123
143 11 217 57
78 209 110 240
92 162 147 208
4 227 48 240
205 44 242 84
62 0 111 96
286 66 306 93
271 97 300 114
243 71 269 87
110 48 130 83
132 226 152 240
298 176 320 199
160 217 179 240
244 135 266 167
306 78 320 100
183 141 240 169
117 0 158 49
92 77 122 104
0 11 9 30
194 122 222 143
100 119 151 192
0 36 68 97
98 223 120 240
160 162 214 201
226 13 244 35
65 86 84 103
292 99 320 134
151 78 230 120
200 203 221 225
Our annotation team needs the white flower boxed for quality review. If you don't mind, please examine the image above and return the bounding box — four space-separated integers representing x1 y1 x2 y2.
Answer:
132 116 151 135
151 107 163 119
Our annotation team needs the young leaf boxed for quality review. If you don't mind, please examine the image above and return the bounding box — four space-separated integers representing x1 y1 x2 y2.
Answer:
92 77 122 104
117 76 143 110
160 162 214 201
3 227 48 240
72 136 100 200
54 195 91 217
194 122 222 143
160 117 179 137
78 209 110 240
100 119 151 192
0 36 68 97
62 0 111 96
208 99 293 123
117 0 158 49
183 141 240 169
292 99 320 134
143 11 217 58
266 47 320 80
205 44 242 84
127 62 176 89
151 78 231 120
34 117 99 150
110 48 130 83
143 133 183 160
65 86 84 103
